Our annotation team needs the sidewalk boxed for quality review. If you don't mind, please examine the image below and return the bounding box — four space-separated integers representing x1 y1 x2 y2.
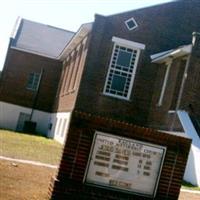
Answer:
0 155 58 169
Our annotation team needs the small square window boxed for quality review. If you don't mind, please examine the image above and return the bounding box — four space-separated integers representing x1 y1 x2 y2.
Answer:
125 17 138 30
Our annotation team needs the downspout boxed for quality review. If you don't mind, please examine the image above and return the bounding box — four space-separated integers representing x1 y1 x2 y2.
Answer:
29 68 44 121
170 32 200 131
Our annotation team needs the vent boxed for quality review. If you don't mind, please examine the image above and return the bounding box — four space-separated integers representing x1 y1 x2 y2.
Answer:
125 17 138 30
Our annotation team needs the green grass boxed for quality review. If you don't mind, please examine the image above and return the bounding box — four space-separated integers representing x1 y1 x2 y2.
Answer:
0 130 63 165
181 181 200 191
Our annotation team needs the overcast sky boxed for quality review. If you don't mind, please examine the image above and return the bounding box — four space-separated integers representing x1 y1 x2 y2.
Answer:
0 0 173 70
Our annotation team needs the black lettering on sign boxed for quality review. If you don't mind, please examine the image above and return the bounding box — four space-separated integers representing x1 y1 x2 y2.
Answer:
113 159 128 165
143 154 151 158
144 166 151 170
97 151 111 157
109 179 132 189
99 145 114 152
137 164 142 169
143 171 150 176
94 161 109 167
115 154 129 161
132 152 142 157
146 161 152 165
95 155 110 161
95 171 110 177
112 165 128 172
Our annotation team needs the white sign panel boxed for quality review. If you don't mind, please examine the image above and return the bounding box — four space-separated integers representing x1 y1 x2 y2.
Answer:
85 131 166 197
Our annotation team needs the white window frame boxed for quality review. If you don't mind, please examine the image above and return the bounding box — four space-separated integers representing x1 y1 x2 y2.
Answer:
103 36 145 100
26 72 41 91
125 17 138 31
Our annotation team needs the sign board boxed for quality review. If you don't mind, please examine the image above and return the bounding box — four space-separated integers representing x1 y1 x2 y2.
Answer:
85 131 166 197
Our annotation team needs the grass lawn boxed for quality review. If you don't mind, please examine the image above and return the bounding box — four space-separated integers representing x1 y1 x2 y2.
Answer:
0 129 63 165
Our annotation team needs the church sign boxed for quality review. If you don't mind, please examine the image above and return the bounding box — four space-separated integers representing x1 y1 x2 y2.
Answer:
85 131 166 198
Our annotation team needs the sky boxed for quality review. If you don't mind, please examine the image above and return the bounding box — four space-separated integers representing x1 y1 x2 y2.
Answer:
0 0 173 71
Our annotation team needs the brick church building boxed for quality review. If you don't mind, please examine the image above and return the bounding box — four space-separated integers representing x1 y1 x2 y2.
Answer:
0 0 200 193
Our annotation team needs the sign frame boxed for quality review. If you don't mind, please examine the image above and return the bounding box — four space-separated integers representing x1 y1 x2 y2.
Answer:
84 131 166 198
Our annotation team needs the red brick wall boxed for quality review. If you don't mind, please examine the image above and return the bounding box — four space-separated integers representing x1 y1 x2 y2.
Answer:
0 48 62 112
50 111 191 200
148 44 200 130
148 58 186 131
75 0 200 127
53 35 90 112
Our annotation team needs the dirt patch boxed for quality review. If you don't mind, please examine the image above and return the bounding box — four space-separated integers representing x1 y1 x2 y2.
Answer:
179 191 200 200
0 160 56 200
0 159 199 199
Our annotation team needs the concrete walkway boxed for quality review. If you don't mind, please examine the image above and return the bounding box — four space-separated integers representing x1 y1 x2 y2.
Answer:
0 155 58 169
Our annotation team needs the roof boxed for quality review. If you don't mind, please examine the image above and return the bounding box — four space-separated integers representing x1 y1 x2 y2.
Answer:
59 22 93 61
11 18 74 59
151 44 192 64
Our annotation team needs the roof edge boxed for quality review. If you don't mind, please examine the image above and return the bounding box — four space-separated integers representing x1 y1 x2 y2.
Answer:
10 16 22 39
105 0 176 18
151 44 192 64
58 22 93 60
10 46 59 60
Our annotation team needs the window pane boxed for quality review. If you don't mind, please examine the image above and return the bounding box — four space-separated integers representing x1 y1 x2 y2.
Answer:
117 50 132 68
127 20 135 29
27 73 40 91
111 75 126 92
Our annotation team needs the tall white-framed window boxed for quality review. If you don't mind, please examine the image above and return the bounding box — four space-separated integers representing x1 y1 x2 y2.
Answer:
103 36 145 100
26 72 40 91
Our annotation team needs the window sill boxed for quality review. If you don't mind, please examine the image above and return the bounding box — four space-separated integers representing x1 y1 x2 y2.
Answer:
101 92 132 102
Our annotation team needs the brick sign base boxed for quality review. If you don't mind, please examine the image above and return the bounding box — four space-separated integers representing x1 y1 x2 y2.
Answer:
49 111 191 200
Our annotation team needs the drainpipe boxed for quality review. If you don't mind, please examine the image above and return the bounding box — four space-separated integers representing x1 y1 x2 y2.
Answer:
170 32 200 131
29 68 44 121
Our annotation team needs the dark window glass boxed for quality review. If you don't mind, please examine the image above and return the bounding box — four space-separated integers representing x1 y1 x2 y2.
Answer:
117 50 132 68
127 20 136 29
111 75 126 92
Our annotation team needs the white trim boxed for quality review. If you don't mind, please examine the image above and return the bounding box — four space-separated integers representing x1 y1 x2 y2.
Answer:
48 112 72 144
151 45 192 64
11 17 22 39
168 110 175 114
177 111 200 148
112 36 145 50
157 59 172 106
125 17 138 31
128 49 141 99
